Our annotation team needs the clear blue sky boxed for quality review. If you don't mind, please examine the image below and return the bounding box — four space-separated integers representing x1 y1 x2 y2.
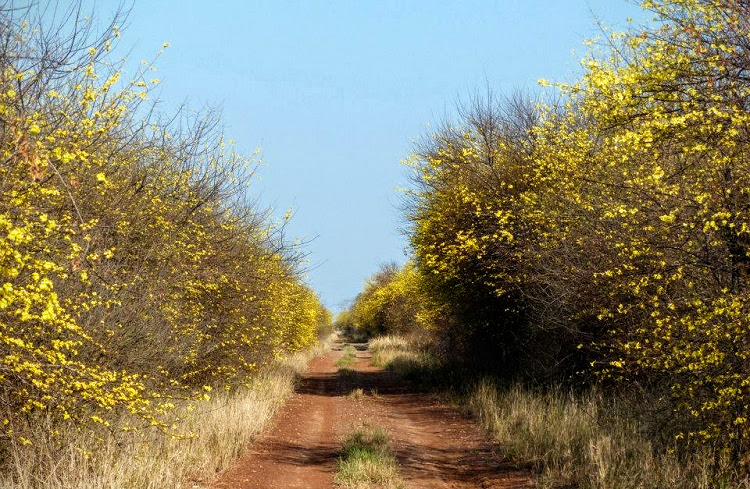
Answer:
108 1 648 313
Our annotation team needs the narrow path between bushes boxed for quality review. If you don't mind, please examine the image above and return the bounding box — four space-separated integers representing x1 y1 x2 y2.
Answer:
211 338 531 488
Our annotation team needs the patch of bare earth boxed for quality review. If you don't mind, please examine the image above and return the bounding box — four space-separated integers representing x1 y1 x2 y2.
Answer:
210 341 532 488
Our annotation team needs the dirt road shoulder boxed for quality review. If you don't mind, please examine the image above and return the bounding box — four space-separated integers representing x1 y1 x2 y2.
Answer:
211 341 531 488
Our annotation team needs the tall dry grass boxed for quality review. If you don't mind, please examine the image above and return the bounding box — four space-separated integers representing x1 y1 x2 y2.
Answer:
372 335 750 489
0 339 331 489
467 381 750 489
369 335 417 368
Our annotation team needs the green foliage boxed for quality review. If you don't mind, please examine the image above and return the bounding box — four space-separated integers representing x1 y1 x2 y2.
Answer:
335 345 357 368
335 423 404 489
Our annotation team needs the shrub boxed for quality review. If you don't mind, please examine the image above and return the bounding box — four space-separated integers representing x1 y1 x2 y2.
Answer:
0 1 330 461
338 262 432 338
402 0 750 466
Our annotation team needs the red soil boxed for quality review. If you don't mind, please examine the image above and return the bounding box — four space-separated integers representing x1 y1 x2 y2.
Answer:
210 341 532 488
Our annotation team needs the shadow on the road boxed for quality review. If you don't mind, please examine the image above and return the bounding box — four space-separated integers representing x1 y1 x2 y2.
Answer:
293 361 530 487
393 440 531 487
259 440 339 469
281 342 532 489
295 368 410 397
331 341 369 352
258 426 528 487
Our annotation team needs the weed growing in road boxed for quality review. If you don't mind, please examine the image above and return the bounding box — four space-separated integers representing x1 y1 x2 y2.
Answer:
335 422 405 489
349 388 365 401
336 345 357 368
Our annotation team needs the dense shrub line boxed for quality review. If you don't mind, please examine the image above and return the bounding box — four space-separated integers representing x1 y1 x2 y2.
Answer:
0 1 330 466
336 262 431 338
342 0 750 474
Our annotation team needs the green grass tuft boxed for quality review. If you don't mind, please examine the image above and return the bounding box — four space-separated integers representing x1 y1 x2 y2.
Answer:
336 345 357 368
335 423 405 489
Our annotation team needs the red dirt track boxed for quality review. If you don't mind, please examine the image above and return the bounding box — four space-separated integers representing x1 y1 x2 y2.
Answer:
211 340 532 488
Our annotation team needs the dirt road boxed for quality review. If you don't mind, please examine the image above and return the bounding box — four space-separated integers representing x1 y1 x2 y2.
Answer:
211 341 531 488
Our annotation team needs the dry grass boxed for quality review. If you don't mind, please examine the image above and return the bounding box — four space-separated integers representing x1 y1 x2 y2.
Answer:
467 380 750 489
0 338 332 489
369 335 412 368
335 422 405 489
369 335 410 352
372 335 750 489
348 388 366 401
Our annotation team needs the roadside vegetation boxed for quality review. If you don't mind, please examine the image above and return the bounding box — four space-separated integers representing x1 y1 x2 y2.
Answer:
336 345 358 368
0 3 331 487
370 338 744 489
335 422 405 489
369 336 410 368
2 342 330 489
339 0 750 486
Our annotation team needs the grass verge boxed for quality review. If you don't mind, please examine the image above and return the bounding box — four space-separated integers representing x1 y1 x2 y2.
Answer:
370 335 750 489
335 422 405 489
0 337 332 489
369 336 410 368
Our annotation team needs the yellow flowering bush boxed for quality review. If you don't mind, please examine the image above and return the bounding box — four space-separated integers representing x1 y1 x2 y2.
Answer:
405 0 750 464
560 0 750 458
338 262 431 337
0 3 329 452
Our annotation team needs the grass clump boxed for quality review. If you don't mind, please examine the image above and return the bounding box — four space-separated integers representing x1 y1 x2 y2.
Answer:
335 423 405 489
368 336 448 388
369 336 410 368
467 380 749 489
336 345 358 368
349 388 365 401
